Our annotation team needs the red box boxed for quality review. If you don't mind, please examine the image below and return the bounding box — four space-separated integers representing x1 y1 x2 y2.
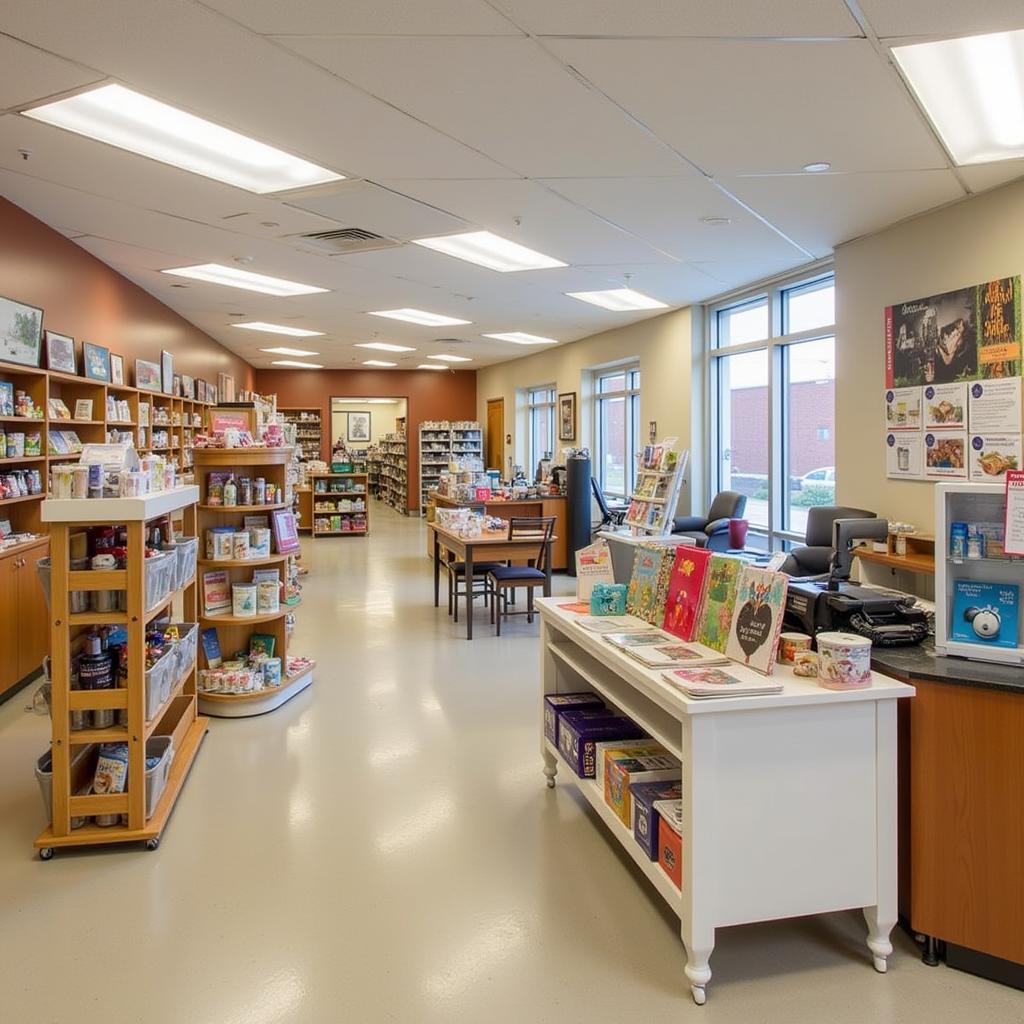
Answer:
658 816 683 890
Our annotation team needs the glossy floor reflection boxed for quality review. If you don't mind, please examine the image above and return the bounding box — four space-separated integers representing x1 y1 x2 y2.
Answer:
0 503 1019 1023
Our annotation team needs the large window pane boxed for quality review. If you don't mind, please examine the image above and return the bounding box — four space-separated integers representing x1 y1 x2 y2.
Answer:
784 279 835 334
784 337 836 536
600 395 627 497
716 297 768 348
717 350 769 528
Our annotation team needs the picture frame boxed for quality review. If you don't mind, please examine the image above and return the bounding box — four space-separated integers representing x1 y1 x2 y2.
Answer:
181 374 194 399
558 391 577 442
347 411 371 442
271 507 301 554
173 373 182 397
83 342 111 382
44 331 76 375
109 353 125 386
135 358 162 392
161 350 174 394
73 399 93 421
218 372 235 402
0 294 43 368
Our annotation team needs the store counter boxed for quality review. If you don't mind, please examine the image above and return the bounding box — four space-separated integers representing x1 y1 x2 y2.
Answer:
429 492 568 571
873 640 1024 988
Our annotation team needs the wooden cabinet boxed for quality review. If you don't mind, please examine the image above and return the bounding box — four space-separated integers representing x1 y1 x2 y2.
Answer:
0 538 50 699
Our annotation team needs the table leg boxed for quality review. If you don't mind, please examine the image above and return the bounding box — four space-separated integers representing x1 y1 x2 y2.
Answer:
544 543 552 597
433 530 440 607
465 545 474 640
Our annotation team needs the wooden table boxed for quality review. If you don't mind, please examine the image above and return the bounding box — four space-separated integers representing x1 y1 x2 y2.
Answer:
430 521 555 639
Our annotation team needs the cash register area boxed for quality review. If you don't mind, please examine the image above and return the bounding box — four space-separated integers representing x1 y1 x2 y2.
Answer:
3 504 1020 1024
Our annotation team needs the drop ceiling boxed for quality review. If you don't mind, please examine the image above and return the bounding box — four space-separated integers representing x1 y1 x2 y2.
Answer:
0 0 1021 369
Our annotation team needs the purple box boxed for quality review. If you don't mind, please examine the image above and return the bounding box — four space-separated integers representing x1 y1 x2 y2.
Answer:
543 692 605 746
631 781 683 860
558 713 646 778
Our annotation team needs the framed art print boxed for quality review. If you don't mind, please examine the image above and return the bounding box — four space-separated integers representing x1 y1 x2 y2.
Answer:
181 374 194 399
0 294 43 368
109 353 125 386
83 342 111 382
161 349 174 394
558 391 577 442
173 373 182 397
44 331 76 375
135 358 161 392
347 411 371 442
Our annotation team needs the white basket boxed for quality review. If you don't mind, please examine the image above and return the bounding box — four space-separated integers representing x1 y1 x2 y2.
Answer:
144 551 176 611
166 537 198 592
172 623 198 683
144 736 174 818
145 645 176 721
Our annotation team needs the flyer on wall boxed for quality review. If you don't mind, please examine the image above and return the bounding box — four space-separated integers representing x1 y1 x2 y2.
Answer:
1005 469 1024 556
885 432 923 479
884 387 922 430
924 430 968 479
923 382 967 429
968 434 1021 480
968 378 1022 434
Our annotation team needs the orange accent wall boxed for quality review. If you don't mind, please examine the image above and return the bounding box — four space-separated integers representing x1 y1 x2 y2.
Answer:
255 368 477 511
0 197 253 388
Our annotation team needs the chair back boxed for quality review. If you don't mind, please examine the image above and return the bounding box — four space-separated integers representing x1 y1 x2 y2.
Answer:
507 516 556 572
707 490 746 523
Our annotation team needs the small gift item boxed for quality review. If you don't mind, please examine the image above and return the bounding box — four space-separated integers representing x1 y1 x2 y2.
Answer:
590 582 628 616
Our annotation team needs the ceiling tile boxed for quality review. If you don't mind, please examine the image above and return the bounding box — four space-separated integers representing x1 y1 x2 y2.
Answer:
858 1 1024 39
547 38 950 174
0 35 103 111
200 0 521 35
498 0 861 38
723 170 966 257
273 35 686 177
957 160 1024 194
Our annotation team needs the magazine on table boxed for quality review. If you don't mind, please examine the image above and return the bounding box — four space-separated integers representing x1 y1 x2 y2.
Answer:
625 640 729 669
662 665 784 699
574 615 650 634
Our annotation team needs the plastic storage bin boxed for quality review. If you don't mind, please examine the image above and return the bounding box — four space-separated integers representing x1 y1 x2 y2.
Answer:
172 623 198 681
35 744 97 826
144 551 176 611
144 736 174 817
166 537 198 592
145 644 176 721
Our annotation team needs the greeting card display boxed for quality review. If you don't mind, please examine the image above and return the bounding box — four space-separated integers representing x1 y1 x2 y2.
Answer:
661 546 712 642
724 566 789 675
575 539 614 601
625 543 674 624
694 555 743 653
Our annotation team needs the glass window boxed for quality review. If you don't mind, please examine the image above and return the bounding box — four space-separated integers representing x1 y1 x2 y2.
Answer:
716 296 769 348
527 386 555 474
783 278 835 334
716 350 769 529
595 367 641 500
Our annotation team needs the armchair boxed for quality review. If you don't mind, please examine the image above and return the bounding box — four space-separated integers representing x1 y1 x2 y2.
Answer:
672 491 747 550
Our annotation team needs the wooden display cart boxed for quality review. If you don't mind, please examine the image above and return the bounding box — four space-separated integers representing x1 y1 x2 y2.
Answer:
193 447 314 717
35 486 207 858
310 471 369 536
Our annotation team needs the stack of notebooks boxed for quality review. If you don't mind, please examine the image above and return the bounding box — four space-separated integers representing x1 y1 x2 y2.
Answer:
662 666 783 699
602 630 729 669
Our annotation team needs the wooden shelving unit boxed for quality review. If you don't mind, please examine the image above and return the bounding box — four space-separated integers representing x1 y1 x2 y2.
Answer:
279 406 322 462
418 420 483 515
193 447 313 717
311 471 369 536
378 433 407 514
35 486 207 858
853 534 935 575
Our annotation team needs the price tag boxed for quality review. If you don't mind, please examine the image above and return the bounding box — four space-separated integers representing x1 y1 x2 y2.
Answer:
1005 469 1024 556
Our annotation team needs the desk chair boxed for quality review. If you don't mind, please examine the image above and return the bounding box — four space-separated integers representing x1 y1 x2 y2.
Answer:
672 491 746 550
592 477 628 530
487 516 556 635
778 505 876 577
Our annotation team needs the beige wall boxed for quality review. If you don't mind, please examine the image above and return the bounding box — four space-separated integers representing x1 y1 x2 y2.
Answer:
476 307 704 514
330 399 407 447
835 177 1024 534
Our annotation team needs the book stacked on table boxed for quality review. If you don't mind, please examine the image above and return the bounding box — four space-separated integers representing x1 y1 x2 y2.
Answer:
662 665 784 699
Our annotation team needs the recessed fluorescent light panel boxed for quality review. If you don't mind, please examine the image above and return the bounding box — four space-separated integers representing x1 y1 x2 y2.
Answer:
260 347 320 357
271 360 323 368
232 322 323 337
354 342 416 353
482 332 559 346
417 364 447 370
892 30 1024 165
412 230 567 273
566 288 668 311
363 360 397 367
162 264 327 296
22 83 343 193
368 309 471 327
428 354 472 363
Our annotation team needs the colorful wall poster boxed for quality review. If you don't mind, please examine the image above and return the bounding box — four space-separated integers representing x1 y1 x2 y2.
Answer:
884 387 922 430
968 378 1022 434
969 434 1021 480
923 382 967 429
886 432 923 479
885 276 1022 388
924 431 968 479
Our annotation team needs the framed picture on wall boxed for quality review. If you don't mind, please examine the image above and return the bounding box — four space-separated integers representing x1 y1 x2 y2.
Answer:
83 342 111 382
347 411 371 442
218 372 236 402
44 331 76 374
135 358 161 392
0 294 43 368
109 353 125 386
558 391 576 442
173 373 181 397
181 374 194 399
197 380 206 402
161 350 174 394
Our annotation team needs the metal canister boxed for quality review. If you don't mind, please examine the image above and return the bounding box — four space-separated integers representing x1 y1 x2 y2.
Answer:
239 476 252 506
253 477 266 505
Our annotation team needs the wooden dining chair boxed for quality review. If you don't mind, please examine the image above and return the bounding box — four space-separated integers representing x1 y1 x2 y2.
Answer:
487 516 556 635
446 553 503 622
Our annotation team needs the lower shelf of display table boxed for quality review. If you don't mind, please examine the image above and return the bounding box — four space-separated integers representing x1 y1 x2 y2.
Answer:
544 738 682 911
35 716 208 850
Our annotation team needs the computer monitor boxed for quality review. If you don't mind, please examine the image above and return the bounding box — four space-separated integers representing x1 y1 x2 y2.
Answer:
830 517 890 582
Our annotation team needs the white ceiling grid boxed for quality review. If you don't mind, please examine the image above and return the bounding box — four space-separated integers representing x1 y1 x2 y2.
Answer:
0 0 1020 368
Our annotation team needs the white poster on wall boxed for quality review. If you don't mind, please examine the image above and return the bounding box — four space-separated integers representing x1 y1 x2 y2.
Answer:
923 382 968 429
968 378 1022 433
968 433 1022 480
883 386 923 431
924 430 969 479
885 431 923 479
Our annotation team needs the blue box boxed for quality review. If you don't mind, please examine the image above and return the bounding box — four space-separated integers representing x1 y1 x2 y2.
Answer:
951 580 1019 649
543 692 604 746
558 714 645 778
631 781 683 860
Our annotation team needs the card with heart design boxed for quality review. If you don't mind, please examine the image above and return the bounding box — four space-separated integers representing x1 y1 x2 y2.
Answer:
724 566 789 675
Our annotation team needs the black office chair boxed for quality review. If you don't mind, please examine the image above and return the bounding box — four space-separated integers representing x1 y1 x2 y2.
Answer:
778 506 876 577
672 491 746 550
591 477 628 530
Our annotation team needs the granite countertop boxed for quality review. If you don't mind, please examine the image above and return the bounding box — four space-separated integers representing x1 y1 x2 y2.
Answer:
871 638 1024 694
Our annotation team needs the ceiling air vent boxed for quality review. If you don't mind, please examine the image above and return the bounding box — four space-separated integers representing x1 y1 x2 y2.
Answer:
430 337 472 345
291 227 402 256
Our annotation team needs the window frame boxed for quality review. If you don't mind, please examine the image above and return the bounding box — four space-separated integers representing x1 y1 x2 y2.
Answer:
594 365 641 500
706 266 835 549
526 384 556 473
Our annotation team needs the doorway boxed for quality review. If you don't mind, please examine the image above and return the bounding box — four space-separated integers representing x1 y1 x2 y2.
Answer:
486 398 504 474
330 397 408 510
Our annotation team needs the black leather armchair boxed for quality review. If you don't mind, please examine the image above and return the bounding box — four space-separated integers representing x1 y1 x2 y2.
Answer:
779 505 876 577
672 491 746 551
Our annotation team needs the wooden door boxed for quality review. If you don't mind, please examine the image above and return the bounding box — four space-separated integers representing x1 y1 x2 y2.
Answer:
0 553 20 695
18 542 50 682
486 398 504 473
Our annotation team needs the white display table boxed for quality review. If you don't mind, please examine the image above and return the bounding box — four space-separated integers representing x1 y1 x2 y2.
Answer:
537 598 914 1005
